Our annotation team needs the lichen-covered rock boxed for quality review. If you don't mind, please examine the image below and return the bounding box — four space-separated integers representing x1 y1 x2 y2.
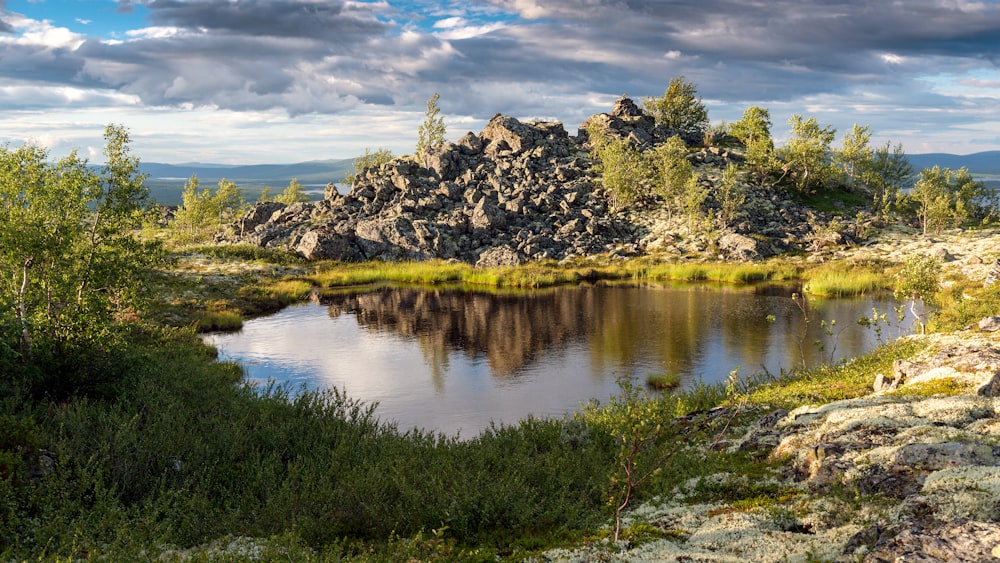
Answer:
892 343 1000 396
295 229 361 261
864 520 1000 562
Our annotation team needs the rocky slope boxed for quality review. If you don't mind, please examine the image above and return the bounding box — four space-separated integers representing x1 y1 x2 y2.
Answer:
224 97 842 264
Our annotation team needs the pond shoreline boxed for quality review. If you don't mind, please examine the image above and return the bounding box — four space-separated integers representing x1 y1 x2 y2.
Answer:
143 226 1000 560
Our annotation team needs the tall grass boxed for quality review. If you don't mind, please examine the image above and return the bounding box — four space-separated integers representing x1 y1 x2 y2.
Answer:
310 260 611 290
310 260 470 287
624 261 799 284
803 262 888 297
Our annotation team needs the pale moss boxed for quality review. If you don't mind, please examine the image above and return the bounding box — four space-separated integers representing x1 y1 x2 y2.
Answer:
922 466 1000 521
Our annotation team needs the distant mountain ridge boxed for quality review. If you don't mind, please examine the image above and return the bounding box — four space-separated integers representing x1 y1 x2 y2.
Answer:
141 158 356 206
141 158 355 184
141 151 999 207
907 151 1000 176
142 151 1000 183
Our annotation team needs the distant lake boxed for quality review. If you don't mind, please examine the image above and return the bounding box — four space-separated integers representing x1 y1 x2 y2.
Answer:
205 284 915 437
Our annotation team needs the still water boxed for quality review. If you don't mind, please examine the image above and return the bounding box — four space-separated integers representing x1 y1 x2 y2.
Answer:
205 284 913 436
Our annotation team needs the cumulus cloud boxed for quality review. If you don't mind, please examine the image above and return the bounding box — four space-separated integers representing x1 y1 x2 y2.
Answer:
2 0 1000 158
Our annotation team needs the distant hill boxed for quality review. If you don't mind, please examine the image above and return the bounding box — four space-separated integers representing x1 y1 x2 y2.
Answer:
143 151 1000 207
143 158 356 206
907 151 1000 176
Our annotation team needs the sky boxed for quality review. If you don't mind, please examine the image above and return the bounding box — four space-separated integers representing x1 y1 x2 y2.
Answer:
1 0 999 164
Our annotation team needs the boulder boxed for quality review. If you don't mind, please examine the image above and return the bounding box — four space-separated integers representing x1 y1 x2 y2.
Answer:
476 245 525 268
930 246 954 262
480 114 563 156
979 316 1000 332
236 201 286 236
354 217 436 261
295 230 361 261
863 521 1000 562
718 232 772 261
324 182 342 201
985 259 1000 287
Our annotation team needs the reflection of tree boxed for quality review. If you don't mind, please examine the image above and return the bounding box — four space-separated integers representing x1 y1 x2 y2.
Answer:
321 287 595 377
319 284 901 388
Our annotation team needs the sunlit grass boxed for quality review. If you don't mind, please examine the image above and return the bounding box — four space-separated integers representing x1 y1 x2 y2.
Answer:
197 309 244 332
309 260 613 289
623 261 799 284
803 262 888 297
745 338 927 409
263 279 314 301
310 260 470 287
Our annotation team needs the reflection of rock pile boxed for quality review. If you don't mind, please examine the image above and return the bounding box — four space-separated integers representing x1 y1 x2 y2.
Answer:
321 287 595 376
226 97 840 263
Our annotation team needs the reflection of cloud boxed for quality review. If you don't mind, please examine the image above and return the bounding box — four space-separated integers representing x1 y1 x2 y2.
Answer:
206 287 912 436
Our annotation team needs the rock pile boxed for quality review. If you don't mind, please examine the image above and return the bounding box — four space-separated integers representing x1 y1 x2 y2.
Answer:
230 113 629 265
226 98 845 264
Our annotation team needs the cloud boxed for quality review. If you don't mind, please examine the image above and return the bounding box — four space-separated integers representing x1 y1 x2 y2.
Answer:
3 0 1000 158
142 0 388 41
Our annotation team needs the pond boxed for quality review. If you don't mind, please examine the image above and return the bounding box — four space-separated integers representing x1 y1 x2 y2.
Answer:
204 284 915 437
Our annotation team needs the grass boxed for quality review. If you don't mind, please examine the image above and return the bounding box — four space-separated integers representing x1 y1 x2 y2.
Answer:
930 279 1000 332
307 257 806 293
888 377 970 398
0 328 619 560
744 338 928 409
197 309 244 332
646 372 682 390
623 260 800 284
309 260 470 287
803 264 887 297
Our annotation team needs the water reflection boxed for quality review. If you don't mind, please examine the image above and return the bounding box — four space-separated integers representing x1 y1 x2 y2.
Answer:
320 284 903 381
206 284 913 436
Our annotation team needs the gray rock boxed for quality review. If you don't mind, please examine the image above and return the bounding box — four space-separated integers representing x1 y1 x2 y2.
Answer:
224 98 843 265
476 245 525 268
295 230 360 261
864 521 1000 562
985 259 1000 287
718 232 772 261
324 182 342 201
893 441 1000 470
930 246 954 262
236 201 286 236
980 316 1000 333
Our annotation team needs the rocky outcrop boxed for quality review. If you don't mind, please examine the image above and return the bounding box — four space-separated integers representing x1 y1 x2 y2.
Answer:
228 113 633 264
225 98 840 264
